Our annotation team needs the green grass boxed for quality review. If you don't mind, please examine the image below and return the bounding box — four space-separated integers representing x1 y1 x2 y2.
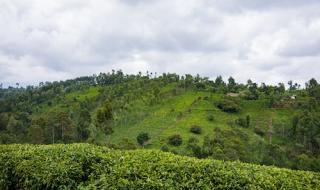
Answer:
108 88 293 154
66 86 101 101
29 83 295 160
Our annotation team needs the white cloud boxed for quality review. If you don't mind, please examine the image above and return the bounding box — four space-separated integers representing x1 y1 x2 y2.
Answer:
1 0 320 86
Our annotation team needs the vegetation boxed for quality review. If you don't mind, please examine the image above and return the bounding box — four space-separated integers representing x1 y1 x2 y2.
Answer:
1 71 320 173
207 114 215 121
216 97 241 113
1 144 319 190
168 134 183 146
190 125 202 134
136 132 150 146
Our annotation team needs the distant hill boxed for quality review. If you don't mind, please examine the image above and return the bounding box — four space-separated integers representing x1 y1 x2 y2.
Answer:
0 71 320 172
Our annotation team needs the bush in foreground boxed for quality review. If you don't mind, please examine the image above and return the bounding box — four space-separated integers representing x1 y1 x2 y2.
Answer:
0 144 320 189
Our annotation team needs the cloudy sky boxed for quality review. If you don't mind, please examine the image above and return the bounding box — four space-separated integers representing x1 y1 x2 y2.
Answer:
1 0 320 87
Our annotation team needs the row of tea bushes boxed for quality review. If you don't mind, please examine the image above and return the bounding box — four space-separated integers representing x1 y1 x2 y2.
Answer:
0 144 319 189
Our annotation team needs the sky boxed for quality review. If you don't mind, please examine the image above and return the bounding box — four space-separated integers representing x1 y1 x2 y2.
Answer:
1 0 320 87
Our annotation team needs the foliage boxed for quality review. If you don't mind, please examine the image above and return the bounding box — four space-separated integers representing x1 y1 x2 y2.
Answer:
168 134 183 146
236 115 250 128
207 114 214 121
245 82 259 100
0 144 320 190
115 138 137 150
136 132 150 146
160 144 169 152
216 97 241 113
190 125 202 134
254 126 265 136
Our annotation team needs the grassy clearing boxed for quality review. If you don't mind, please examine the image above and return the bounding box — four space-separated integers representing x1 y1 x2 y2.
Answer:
109 88 293 154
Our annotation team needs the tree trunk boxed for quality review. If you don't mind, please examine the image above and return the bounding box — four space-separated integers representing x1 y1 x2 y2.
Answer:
52 127 55 144
268 118 273 144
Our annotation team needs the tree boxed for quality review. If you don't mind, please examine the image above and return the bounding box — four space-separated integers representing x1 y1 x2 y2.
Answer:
246 83 259 100
55 111 75 143
46 111 75 143
227 77 237 92
246 115 250 128
215 76 224 86
306 78 320 100
136 132 150 146
295 112 320 153
288 80 297 91
27 124 45 144
295 154 312 171
96 102 113 135
236 116 250 128
184 74 194 89
0 113 9 131
77 108 91 140
277 83 285 94
307 78 318 90
7 115 24 135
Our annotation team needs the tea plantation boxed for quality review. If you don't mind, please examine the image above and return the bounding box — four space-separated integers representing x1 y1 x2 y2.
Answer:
1 144 319 189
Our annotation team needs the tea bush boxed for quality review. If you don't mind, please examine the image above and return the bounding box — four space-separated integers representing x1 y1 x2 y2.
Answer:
0 144 320 190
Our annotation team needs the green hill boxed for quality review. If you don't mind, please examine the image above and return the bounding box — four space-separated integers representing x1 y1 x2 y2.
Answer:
0 71 320 172
1 144 319 189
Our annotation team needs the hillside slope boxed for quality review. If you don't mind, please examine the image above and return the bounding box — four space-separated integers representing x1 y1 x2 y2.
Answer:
0 72 319 172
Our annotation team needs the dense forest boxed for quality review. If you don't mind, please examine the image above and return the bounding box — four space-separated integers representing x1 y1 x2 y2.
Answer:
1 70 320 172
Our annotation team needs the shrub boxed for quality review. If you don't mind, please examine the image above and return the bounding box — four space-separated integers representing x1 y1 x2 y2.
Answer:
187 136 199 145
254 127 265 136
246 115 250 127
136 132 150 146
160 144 169 152
171 149 179 155
216 98 241 113
168 134 182 146
187 137 202 157
235 115 250 128
118 138 137 150
207 114 214 121
190 125 202 134
195 82 206 89
236 117 247 127
244 91 259 100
